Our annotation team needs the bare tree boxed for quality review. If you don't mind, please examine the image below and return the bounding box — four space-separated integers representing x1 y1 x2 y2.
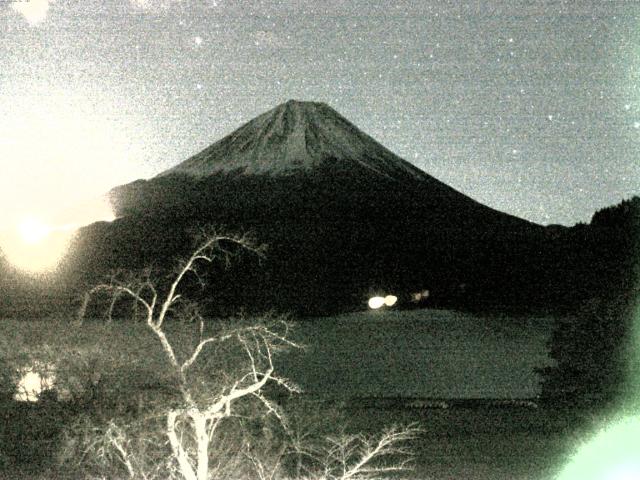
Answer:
314 425 421 480
79 230 301 480
241 421 421 480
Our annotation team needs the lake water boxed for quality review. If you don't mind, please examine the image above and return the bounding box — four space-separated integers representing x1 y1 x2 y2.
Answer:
276 309 554 399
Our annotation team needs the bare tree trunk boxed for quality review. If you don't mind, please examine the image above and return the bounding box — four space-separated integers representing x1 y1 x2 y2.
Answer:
167 411 197 480
192 413 209 480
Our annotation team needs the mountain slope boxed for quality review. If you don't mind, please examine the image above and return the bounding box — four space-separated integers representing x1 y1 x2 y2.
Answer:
112 100 533 232
161 99 428 181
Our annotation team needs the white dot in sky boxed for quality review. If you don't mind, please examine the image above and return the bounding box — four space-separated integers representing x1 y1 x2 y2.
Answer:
10 0 50 26
509 38 514 43
548 115 554 121
634 122 640 129
512 149 519 154
194 36 203 45
196 83 202 90
625 104 631 110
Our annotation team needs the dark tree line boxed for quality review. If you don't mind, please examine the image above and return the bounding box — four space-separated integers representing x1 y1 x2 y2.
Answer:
538 197 640 409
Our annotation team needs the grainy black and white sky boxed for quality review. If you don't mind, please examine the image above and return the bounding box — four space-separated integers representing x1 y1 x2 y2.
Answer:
1 0 639 226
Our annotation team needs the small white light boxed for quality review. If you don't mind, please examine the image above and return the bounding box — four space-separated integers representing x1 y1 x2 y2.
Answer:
384 295 398 307
368 296 385 309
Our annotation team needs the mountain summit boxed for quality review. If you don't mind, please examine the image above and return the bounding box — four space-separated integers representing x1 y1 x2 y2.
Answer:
161 99 426 181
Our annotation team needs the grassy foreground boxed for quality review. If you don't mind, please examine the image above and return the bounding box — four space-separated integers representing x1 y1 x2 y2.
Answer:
342 400 584 480
0 397 587 480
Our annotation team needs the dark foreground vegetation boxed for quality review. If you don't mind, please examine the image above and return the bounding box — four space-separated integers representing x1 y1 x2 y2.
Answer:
0 315 426 480
0 384 616 480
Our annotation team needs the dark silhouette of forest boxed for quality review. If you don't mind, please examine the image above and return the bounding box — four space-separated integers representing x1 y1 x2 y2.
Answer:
38 167 636 319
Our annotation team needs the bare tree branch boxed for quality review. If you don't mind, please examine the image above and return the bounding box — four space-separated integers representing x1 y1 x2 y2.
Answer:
318 425 421 480
180 337 219 373
76 229 296 480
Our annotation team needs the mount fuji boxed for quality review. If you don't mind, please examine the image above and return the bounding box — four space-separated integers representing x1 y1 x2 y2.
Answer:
73 100 555 315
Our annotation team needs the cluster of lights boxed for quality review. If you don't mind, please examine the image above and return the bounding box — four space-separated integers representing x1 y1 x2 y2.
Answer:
411 289 430 302
368 295 398 310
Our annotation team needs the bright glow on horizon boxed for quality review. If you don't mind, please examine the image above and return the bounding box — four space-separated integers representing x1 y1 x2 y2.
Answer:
0 197 116 274
17 216 51 244
1 223 73 274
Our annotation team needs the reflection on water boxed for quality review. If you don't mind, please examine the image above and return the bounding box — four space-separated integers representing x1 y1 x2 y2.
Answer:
277 309 553 399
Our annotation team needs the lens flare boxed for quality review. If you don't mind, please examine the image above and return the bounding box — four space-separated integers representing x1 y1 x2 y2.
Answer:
0 197 115 274
1 222 72 274
557 416 640 480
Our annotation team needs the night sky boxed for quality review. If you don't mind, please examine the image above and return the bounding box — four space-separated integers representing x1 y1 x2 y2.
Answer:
1 0 638 228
